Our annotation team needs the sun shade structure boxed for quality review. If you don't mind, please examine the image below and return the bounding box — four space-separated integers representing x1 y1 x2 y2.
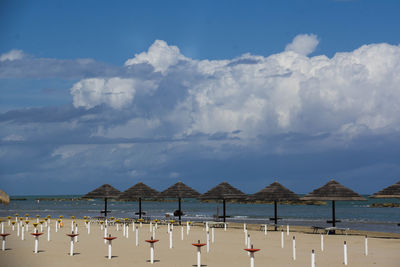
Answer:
250 182 300 230
159 182 200 224
370 181 400 198
303 179 366 228
119 182 159 219
0 189 10 205
199 182 247 222
83 184 121 217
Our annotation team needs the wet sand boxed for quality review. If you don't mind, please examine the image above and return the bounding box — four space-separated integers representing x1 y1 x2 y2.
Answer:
1 218 399 266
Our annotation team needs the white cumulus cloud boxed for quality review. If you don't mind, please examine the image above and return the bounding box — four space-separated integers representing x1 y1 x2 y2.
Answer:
285 33 319 56
0 49 25 61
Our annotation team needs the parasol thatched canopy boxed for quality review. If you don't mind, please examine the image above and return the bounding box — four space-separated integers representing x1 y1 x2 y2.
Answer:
303 179 365 229
159 182 200 199
302 179 365 201
83 184 121 217
199 182 247 200
119 182 159 219
0 189 10 205
370 181 400 198
251 181 299 201
199 182 247 223
159 182 200 224
250 181 300 229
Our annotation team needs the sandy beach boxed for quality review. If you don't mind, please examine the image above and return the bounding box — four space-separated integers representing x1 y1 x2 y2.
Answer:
1 218 399 267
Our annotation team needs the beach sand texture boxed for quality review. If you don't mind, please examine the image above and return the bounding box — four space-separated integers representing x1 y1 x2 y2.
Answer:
1 219 399 267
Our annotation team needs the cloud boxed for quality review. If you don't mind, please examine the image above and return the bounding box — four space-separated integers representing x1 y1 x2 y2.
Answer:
0 49 24 61
125 40 187 74
285 33 319 55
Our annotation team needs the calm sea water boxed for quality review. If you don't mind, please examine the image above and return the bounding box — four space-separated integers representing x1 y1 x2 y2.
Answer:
1 195 399 233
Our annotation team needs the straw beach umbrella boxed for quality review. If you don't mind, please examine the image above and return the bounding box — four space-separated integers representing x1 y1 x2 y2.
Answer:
119 182 159 219
250 182 300 230
159 182 200 224
0 189 10 205
370 181 400 198
83 184 121 217
199 182 247 222
303 179 366 229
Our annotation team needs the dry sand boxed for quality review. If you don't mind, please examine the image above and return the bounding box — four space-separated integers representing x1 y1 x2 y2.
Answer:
1 218 399 267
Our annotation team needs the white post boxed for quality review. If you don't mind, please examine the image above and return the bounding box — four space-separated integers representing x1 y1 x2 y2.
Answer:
17 223 20 236
250 252 255 267
311 249 315 267
135 227 139 246
71 221 74 232
211 227 215 243
365 236 368 256
88 221 90 234
1 236 5 251
243 223 246 232
70 236 74 256
281 230 284 248
206 231 210 253
181 226 184 240
287 224 289 236
169 230 173 249
47 225 50 241
152 228 156 239
224 223 227 231
34 236 39 253
321 234 324 251
344 241 348 265
55 221 58 232
150 222 152 233
197 247 201 267
126 224 129 239
167 223 170 233
108 240 112 259
292 236 296 260
187 222 190 235
40 224 43 232
264 224 267 235
104 226 108 244
150 243 155 264
116 223 119 231
155 222 158 230
21 225 25 240
123 223 126 236
140 222 142 228
75 224 78 242
247 235 251 255
1 222 4 233
12 224 15 231
244 229 248 245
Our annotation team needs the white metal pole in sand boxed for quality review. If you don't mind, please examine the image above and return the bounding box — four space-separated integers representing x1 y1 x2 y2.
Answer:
320 234 324 251
12 223 15 231
287 224 289 236
244 229 248 245
281 230 284 248
206 222 209 232
136 226 139 246
167 223 170 233
187 222 190 235
21 225 25 240
193 241 206 267
292 236 296 260
247 234 251 255
365 236 368 256
75 224 78 242
243 223 246 232
47 225 50 241
150 242 155 264
150 222 152 232
71 221 74 232
311 249 315 267
88 221 90 234
245 245 259 267
169 230 173 249
104 226 108 244
116 223 119 231
67 232 78 256
211 227 215 243
1 222 4 233
1 234 10 251
224 223 227 231
55 221 58 232
126 224 129 238
206 231 210 253
104 235 116 260
181 226 184 240
264 224 267 235
17 222 20 236
123 223 126 236
34 236 39 253
344 241 348 265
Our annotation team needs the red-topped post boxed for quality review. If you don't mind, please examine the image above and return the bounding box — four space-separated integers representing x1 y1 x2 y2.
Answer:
66 231 79 256
104 234 117 259
145 236 159 264
192 240 207 267
0 233 10 251
31 230 44 253
244 245 260 267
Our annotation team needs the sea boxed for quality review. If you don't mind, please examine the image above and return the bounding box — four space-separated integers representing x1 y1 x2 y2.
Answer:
1 195 399 234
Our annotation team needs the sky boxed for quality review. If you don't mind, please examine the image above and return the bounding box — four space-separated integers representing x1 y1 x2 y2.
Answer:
1 0 400 195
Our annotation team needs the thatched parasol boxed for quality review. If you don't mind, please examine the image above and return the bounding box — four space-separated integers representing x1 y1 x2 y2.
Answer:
0 189 10 205
159 182 200 224
370 181 400 198
199 182 247 222
250 181 300 230
119 182 159 219
303 179 366 229
82 184 121 217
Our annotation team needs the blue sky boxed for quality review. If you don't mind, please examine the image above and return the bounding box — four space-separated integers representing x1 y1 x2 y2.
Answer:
1 0 400 195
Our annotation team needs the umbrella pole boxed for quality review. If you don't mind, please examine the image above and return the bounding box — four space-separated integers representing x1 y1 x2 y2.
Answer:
332 200 336 227
223 199 226 223
139 197 142 219
178 197 182 225
274 200 278 231
104 198 108 218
